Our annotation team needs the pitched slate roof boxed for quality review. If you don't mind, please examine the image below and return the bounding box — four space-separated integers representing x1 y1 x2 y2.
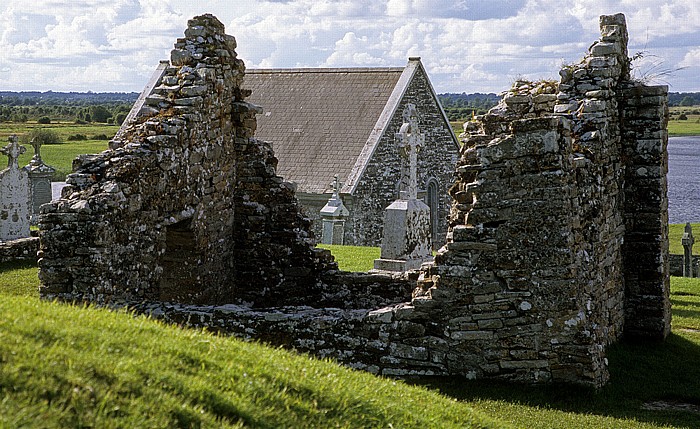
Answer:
244 64 412 195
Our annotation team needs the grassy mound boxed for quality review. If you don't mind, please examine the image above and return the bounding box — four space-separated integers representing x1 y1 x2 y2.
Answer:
0 262 502 428
3 259 700 427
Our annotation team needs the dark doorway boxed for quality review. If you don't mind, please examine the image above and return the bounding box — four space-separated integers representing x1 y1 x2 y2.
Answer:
159 218 200 302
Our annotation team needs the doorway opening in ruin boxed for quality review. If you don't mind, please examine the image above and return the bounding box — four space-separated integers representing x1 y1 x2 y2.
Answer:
426 178 439 249
159 218 200 302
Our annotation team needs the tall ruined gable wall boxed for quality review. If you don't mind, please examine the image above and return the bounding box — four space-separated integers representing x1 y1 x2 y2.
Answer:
417 13 669 385
38 15 333 306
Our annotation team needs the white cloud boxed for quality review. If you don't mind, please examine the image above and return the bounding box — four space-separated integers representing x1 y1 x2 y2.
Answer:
0 0 698 93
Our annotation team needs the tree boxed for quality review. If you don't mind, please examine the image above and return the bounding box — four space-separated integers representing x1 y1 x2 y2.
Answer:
26 128 61 145
89 105 111 123
679 96 695 107
37 116 51 124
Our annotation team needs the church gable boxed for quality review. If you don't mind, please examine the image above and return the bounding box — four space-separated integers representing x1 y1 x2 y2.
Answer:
349 61 460 248
245 60 459 247
244 68 403 194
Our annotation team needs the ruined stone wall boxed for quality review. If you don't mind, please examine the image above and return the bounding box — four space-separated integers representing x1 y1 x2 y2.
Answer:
38 13 669 388
0 236 39 263
39 15 332 307
351 67 459 248
620 85 671 339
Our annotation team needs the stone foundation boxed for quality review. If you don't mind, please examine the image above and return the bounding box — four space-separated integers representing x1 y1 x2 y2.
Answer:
0 237 39 263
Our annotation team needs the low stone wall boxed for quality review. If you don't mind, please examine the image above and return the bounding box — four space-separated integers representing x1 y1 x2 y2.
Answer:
0 236 39 263
669 254 700 277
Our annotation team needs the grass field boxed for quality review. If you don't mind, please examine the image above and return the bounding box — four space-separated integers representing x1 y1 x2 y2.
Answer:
669 223 700 255
0 122 117 180
0 261 502 429
317 244 380 272
2 253 700 427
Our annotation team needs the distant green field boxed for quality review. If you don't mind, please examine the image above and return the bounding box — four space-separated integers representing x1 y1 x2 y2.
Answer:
0 122 117 180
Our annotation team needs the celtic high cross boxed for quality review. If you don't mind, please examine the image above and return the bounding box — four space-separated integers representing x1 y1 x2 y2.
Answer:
395 104 424 200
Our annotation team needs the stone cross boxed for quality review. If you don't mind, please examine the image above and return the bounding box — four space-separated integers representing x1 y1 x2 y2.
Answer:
331 174 341 197
682 222 695 278
29 138 43 163
1 135 25 169
395 103 424 200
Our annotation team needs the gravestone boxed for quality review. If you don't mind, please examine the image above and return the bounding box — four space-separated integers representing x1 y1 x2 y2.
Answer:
320 175 349 245
0 136 30 241
682 222 694 278
373 104 432 271
24 138 55 223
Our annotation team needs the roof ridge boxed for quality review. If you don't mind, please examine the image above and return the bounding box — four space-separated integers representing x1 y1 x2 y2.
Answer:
246 67 405 74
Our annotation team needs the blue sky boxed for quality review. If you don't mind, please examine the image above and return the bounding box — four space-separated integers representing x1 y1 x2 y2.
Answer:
1 1 698 94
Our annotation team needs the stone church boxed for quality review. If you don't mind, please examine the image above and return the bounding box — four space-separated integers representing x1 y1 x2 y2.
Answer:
244 59 460 247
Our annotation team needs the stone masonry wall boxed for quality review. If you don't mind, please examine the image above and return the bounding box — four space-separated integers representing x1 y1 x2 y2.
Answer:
39 15 333 307
351 67 459 248
620 84 671 339
39 13 668 388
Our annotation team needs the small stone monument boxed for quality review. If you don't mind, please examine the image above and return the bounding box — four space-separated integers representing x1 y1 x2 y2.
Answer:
374 104 432 271
24 138 55 223
682 222 695 278
0 136 30 241
320 175 349 245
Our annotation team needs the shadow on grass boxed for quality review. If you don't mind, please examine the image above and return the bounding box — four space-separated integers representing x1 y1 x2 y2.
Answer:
412 332 700 428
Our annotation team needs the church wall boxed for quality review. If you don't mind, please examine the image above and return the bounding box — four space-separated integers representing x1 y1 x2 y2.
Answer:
351 67 459 248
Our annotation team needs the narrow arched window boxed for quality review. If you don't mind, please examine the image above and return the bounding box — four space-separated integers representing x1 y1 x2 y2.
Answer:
426 178 439 250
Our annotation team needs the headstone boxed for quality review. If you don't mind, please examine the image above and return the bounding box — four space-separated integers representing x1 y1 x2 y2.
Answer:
24 138 55 223
320 175 349 245
682 222 694 278
0 136 30 241
374 104 432 271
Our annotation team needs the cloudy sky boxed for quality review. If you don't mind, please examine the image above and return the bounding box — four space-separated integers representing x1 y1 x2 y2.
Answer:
1 1 699 94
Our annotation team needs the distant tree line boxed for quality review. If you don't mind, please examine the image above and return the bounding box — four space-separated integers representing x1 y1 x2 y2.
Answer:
1 90 697 125
668 92 700 107
437 93 499 121
0 91 138 124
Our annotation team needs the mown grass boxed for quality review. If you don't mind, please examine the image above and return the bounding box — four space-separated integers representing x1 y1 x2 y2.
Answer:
0 122 117 180
669 223 700 255
3 257 700 427
317 244 380 272
0 260 502 429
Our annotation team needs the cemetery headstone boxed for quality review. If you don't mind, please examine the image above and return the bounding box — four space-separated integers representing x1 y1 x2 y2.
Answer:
682 222 694 278
373 104 432 271
0 136 30 241
320 175 349 245
24 138 55 223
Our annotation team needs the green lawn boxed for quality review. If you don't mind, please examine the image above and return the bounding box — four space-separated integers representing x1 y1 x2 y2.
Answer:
317 244 380 272
669 223 700 255
0 122 117 180
2 255 700 427
0 260 502 429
